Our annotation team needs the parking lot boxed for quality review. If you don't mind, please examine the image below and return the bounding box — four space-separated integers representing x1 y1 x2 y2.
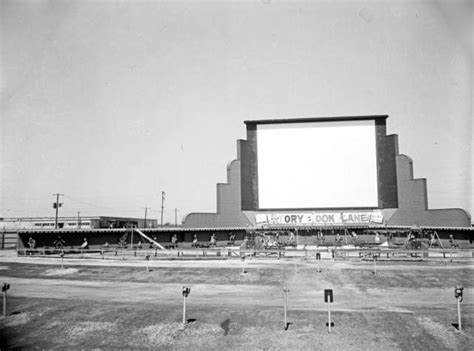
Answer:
0 253 473 350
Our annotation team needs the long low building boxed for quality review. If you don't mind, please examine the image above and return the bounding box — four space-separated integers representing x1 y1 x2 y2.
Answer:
0 216 158 230
9 224 474 252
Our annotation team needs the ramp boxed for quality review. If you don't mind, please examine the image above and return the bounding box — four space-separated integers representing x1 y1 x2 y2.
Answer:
133 229 165 250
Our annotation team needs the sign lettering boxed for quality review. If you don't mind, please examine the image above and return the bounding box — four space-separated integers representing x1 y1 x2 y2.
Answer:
255 210 384 226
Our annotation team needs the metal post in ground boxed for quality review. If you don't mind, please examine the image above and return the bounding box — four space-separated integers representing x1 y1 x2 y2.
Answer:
316 252 321 273
2 283 9 317
182 286 191 327
283 286 290 330
373 254 377 275
2 291 6 317
182 295 186 325
454 286 464 331
324 289 334 333
327 299 332 332
457 297 462 331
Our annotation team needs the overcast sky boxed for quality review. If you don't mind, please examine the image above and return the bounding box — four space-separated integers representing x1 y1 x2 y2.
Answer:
1 0 472 224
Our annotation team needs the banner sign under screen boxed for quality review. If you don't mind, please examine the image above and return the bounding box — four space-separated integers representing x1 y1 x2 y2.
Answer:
255 210 384 226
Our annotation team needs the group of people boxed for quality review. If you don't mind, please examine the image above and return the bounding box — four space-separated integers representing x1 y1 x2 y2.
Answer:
252 231 296 248
174 231 459 249
42 235 90 250
191 233 217 248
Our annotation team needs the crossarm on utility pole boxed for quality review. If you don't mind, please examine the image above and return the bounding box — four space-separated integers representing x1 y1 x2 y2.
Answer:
133 229 165 250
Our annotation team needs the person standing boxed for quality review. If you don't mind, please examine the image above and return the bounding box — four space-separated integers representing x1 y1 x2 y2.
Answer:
374 232 381 244
335 232 342 247
209 234 217 247
351 231 358 245
449 234 459 248
80 237 89 250
171 234 178 248
28 237 36 249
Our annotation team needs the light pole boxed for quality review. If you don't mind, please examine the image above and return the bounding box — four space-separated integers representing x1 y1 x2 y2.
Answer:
52 193 64 229
160 191 166 227
143 207 149 228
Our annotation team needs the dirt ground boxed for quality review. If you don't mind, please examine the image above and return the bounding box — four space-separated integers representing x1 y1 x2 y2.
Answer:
0 253 473 350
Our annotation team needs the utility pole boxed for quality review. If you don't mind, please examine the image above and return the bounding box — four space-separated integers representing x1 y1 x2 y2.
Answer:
143 207 149 228
175 208 178 226
52 194 64 229
160 191 166 227
77 211 81 229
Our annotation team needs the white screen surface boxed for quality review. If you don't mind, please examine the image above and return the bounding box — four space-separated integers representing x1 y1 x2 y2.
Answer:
257 120 378 209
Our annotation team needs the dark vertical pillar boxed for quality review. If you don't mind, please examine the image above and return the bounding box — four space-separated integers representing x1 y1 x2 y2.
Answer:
240 123 259 210
375 118 398 208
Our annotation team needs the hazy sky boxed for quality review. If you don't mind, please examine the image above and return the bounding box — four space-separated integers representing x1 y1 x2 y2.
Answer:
1 0 472 224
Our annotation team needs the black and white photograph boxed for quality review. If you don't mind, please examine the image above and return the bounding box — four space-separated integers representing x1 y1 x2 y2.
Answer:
0 0 472 349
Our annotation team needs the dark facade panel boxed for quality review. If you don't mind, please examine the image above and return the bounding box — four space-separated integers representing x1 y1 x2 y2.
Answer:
240 125 259 211
375 120 399 208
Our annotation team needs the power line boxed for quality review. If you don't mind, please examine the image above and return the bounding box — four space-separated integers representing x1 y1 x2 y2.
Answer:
63 195 153 212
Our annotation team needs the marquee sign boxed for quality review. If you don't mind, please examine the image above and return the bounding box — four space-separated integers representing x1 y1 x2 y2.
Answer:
255 210 384 226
